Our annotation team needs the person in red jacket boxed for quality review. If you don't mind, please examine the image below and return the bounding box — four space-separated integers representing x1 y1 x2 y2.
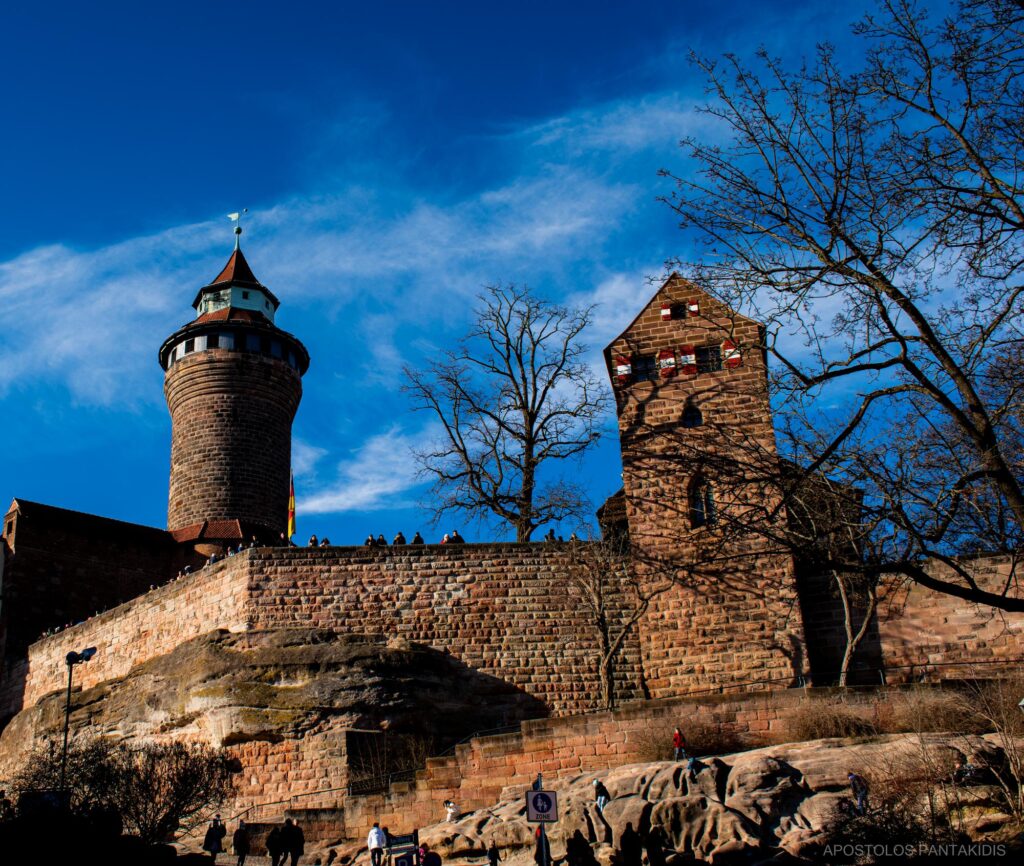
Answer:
672 727 686 760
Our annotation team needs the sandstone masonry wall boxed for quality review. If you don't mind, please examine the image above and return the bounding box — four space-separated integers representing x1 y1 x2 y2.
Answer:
165 349 302 536
877 555 1024 678
244 545 647 715
12 558 250 714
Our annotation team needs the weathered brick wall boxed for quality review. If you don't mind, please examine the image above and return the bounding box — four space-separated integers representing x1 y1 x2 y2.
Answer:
244 545 648 715
605 276 807 697
165 349 302 536
8 557 250 716
877 555 1024 678
0 500 178 662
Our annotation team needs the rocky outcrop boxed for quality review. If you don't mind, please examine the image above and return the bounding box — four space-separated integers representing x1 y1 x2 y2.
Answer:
325 734 1018 865
0 628 547 779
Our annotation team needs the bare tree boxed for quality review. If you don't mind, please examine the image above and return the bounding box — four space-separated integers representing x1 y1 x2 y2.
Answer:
660 0 1024 610
564 538 672 709
9 739 233 844
405 284 609 541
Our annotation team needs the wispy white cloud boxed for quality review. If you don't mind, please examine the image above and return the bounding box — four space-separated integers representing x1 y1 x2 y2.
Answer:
299 424 435 514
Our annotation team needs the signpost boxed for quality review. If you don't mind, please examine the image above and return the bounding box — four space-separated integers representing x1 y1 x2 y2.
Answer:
525 780 558 866
388 829 419 866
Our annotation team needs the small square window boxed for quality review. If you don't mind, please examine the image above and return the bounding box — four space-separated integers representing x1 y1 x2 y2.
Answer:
184 338 195 354
632 356 658 382
207 333 219 349
242 291 250 300
696 346 722 373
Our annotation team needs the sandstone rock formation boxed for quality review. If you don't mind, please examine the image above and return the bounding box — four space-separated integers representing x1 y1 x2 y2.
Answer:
327 734 1017 865
0 628 548 781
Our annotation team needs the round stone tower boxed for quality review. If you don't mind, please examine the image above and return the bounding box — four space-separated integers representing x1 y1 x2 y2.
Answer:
159 237 309 542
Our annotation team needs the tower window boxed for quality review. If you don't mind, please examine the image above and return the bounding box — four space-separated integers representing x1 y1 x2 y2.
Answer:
689 476 717 528
696 346 722 373
246 333 261 352
271 340 283 358
184 338 195 354
207 333 219 349
632 355 659 382
682 402 703 428
242 291 250 300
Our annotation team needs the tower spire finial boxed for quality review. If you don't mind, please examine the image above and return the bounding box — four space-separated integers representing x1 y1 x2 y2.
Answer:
227 208 248 251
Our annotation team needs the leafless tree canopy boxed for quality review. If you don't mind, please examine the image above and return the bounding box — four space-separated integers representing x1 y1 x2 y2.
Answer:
9 739 233 844
405 284 609 541
661 0 1024 609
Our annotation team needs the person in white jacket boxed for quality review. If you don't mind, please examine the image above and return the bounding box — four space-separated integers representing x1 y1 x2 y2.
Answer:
368 822 387 866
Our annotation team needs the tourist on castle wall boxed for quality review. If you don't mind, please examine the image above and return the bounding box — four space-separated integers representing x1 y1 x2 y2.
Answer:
320 536 330 546
444 798 459 821
365 535 375 547
376 533 387 546
592 779 610 813
441 534 450 544
367 822 386 866
282 818 305 866
393 531 407 545
449 530 464 544
233 820 251 866
203 815 227 863
308 535 318 547
266 826 284 866
411 531 424 544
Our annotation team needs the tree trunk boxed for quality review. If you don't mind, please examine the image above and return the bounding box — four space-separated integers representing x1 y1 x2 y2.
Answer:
836 571 878 687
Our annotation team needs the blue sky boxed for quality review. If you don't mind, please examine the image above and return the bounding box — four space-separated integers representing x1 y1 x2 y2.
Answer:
0 1 867 542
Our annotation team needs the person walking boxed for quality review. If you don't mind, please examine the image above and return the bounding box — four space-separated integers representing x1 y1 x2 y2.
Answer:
486 841 501 866
367 822 387 866
281 818 305 866
848 771 869 815
266 826 284 866
203 815 227 863
592 779 610 813
233 820 251 866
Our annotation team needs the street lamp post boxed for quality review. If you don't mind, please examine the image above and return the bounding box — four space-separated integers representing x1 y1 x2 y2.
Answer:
59 647 97 795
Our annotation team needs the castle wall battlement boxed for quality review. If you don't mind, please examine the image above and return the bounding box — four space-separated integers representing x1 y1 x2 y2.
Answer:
5 543 650 720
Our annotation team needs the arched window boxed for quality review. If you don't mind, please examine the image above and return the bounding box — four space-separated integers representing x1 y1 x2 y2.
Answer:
682 402 703 428
689 475 717 528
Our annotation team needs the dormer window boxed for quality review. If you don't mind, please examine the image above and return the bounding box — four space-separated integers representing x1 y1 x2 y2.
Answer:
242 291 250 299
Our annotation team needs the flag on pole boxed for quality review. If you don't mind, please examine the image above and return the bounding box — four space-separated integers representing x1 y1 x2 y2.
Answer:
287 473 296 539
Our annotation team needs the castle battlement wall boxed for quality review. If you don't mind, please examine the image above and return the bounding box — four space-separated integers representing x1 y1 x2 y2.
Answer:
12 557 250 716
5 543 650 720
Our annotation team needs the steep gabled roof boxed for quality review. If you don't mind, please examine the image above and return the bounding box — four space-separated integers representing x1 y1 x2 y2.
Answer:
602 272 761 356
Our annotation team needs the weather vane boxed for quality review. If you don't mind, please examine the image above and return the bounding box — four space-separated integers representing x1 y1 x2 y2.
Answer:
228 208 248 249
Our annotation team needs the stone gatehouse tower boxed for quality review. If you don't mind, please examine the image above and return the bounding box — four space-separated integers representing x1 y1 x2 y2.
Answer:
158 241 310 546
604 274 808 695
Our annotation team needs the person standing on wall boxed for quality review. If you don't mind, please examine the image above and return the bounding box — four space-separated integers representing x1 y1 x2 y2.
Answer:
367 822 387 866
